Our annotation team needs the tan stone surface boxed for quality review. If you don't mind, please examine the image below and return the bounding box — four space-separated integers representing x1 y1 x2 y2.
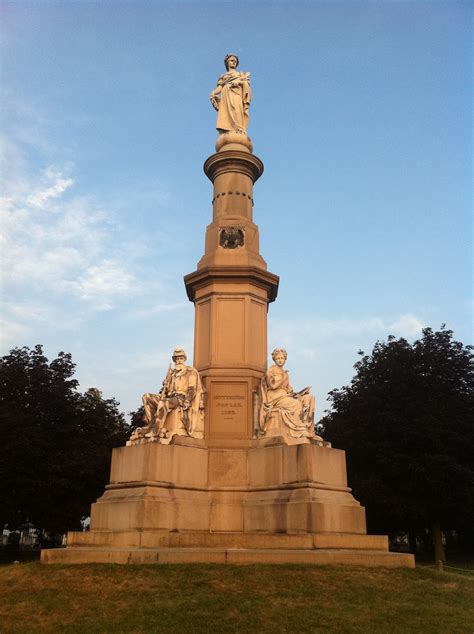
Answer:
41 547 414 567
208 380 251 439
186 272 278 370
215 131 253 153
196 150 268 273
224 549 414 567
68 443 368 537
183 140 280 445
66 529 388 552
110 443 208 487
247 444 348 488
208 449 247 486
42 441 412 567
68 530 142 549
311 533 388 550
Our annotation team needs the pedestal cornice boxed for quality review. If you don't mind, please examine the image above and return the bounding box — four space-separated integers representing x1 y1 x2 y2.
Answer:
184 265 279 303
204 151 264 184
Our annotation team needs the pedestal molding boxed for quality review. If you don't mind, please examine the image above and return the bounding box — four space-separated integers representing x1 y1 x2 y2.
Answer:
184 265 279 303
204 151 264 183
104 480 353 494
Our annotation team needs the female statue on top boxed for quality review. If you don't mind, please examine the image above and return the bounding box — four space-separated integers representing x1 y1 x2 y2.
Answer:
210 53 251 134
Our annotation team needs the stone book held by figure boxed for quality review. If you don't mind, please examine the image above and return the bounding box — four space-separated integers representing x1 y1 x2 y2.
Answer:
41 56 414 567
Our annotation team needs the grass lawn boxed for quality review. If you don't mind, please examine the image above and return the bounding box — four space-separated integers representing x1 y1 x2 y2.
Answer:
0 562 473 633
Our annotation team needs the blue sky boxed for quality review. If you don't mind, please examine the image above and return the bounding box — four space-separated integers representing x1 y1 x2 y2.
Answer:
1 0 471 420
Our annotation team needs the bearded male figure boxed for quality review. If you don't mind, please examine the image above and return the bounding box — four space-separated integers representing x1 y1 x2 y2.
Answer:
130 348 204 445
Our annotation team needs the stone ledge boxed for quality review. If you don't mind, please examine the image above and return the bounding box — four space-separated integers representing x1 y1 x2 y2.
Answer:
104 480 353 493
41 546 414 567
204 151 264 183
65 530 388 551
184 265 279 303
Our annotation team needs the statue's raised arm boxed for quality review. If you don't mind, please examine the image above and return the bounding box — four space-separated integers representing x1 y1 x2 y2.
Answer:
210 53 251 134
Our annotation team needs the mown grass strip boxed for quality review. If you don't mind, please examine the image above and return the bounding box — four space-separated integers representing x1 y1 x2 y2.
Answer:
0 563 472 633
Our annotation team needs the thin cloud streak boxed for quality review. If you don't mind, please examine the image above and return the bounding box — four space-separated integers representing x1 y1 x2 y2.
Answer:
128 301 189 319
0 118 175 347
271 313 425 343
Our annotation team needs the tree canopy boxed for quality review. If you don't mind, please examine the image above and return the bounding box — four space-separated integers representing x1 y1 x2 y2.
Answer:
319 326 474 553
0 345 130 536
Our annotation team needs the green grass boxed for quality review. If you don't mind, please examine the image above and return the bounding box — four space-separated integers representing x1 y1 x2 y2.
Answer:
0 562 473 633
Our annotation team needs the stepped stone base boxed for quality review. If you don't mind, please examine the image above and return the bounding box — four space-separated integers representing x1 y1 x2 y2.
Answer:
40 440 414 568
65 530 388 550
41 545 414 567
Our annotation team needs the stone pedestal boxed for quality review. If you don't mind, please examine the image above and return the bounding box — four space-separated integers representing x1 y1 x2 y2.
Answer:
185 265 278 445
41 439 414 567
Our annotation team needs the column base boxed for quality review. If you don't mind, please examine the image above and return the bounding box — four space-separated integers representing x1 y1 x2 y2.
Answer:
40 442 414 568
41 545 414 567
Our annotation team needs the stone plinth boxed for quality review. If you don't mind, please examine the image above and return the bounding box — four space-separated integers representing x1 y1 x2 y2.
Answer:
185 265 278 444
41 440 414 567
41 547 414 567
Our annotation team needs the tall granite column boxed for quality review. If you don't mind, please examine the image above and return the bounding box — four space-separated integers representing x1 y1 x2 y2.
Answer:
184 134 278 446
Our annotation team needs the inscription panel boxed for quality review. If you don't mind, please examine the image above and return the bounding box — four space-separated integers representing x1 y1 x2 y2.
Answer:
209 381 248 438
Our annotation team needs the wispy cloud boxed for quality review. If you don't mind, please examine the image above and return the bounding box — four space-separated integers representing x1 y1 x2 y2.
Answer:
269 312 425 358
26 168 74 207
386 314 425 336
71 261 138 310
275 313 424 340
0 318 29 349
0 164 151 329
0 299 83 348
128 301 188 319
0 95 177 350
267 312 427 418
315 314 425 338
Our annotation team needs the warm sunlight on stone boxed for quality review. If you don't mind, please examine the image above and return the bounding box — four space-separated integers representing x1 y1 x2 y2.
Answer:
41 57 415 567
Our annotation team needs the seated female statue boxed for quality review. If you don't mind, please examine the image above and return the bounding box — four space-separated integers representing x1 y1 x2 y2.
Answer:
259 348 321 441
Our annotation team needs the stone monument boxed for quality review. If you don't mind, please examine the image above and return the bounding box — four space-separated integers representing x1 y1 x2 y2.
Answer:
41 56 414 567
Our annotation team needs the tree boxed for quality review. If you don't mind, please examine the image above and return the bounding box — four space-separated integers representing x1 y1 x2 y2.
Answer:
319 327 474 561
129 405 145 433
0 345 130 538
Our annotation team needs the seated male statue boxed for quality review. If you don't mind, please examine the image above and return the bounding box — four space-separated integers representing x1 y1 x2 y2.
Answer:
129 348 204 445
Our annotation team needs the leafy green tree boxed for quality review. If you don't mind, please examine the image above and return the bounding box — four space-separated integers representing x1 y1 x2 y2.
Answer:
0 345 130 538
129 405 145 433
319 327 474 561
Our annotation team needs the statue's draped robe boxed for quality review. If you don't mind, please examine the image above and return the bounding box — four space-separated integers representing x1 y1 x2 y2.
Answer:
216 71 251 133
259 366 315 439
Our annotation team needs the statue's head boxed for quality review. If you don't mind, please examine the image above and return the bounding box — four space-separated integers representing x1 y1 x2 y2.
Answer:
271 348 288 364
172 348 187 363
224 53 239 70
